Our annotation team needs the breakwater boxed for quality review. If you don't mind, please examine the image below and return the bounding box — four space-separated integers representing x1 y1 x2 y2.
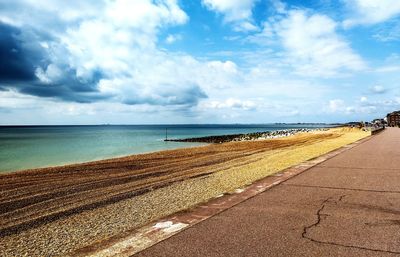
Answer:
165 128 328 143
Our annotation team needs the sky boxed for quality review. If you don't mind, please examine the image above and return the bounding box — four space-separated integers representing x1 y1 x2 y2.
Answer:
0 0 399 125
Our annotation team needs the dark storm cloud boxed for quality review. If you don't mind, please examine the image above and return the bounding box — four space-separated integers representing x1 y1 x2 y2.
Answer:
19 69 107 103
0 22 107 103
0 23 40 82
163 85 207 105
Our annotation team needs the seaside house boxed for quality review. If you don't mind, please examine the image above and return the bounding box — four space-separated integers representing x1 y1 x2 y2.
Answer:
386 111 400 127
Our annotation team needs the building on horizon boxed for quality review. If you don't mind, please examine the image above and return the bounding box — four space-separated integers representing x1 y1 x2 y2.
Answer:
372 118 385 126
386 111 400 127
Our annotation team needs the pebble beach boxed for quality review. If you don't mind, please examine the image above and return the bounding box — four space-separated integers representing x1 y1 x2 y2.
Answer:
0 127 369 256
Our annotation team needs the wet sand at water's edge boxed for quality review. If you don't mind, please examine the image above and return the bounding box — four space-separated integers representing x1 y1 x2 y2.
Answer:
0 127 369 256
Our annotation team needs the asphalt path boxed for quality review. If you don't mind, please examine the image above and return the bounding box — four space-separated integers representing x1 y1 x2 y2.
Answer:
136 127 400 257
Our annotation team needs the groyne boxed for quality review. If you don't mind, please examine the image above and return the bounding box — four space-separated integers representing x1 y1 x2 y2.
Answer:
165 128 328 144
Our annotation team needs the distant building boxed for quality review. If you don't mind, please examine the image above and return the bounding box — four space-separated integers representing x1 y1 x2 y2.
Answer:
372 118 385 126
346 121 363 128
371 118 383 123
386 111 400 127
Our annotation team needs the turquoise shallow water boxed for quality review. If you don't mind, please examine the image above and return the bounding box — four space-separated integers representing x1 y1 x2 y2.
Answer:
0 124 332 173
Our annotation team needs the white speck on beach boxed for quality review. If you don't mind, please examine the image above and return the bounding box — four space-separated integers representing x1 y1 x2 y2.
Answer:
153 221 173 229
234 188 245 193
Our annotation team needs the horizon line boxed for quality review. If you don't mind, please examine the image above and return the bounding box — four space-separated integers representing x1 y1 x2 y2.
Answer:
0 122 346 127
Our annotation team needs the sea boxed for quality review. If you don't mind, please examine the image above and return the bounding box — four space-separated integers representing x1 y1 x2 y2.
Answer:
0 124 333 173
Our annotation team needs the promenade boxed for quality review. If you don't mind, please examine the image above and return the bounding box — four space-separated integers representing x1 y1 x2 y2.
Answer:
137 127 400 257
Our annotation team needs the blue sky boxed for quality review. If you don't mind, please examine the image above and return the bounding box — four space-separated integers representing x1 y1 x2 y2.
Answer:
0 0 399 124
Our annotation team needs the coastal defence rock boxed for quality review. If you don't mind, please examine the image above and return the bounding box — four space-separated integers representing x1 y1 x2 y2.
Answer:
165 128 328 144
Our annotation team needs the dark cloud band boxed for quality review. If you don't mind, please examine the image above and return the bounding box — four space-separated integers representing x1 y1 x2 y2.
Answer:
0 22 106 103
0 20 207 107
0 23 38 82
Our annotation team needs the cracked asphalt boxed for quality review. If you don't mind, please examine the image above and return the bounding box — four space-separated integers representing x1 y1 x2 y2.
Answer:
135 127 400 257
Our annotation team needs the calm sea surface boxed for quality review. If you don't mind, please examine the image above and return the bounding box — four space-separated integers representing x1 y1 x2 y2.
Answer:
0 124 332 173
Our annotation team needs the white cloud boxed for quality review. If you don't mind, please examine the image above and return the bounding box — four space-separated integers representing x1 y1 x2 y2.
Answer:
375 65 400 73
326 96 400 116
370 85 386 94
254 10 366 77
0 90 41 110
373 21 400 42
0 90 193 124
202 0 258 31
203 98 256 110
35 64 63 84
328 99 347 113
104 0 188 32
202 0 256 21
234 21 259 32
360 96 368 102
207 60 238 73
327 99 364 114
0 0 103 30
343 0 400 27
271 0 287 14
165 34 182 44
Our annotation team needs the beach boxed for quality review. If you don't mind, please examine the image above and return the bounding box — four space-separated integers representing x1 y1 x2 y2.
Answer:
0 124 329 172
0 127 369 256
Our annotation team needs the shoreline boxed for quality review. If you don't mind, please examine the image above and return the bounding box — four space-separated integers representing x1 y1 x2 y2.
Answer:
0 127 369 256
1 127 331 175
0 141 208 175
